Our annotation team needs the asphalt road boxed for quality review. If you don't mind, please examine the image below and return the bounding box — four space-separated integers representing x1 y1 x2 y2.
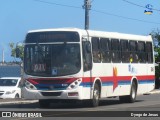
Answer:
0 90 160 119
1 94 160 111
0 91 160 111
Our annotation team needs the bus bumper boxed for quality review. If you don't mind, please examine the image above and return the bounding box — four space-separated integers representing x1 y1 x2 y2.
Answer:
22 87 84 100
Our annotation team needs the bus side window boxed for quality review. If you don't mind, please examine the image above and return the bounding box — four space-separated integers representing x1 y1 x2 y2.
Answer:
146 42 153 63
91 37 101 63
111 39 121 63
100 38 111 63
129 41 138 63
121 40 129 63
138 41 146 63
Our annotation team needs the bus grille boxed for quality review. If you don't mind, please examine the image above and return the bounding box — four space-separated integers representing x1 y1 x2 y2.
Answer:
41 92 62 96
37 86 67 90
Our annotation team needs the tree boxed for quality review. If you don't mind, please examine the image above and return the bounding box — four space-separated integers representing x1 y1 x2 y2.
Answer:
9 42 24 61
150 29 160 88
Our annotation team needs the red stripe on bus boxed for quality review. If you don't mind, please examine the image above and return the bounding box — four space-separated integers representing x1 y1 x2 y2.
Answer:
83 75 155 82
27 75 155 85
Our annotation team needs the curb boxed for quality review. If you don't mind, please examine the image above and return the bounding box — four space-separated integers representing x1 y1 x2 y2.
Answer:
0 100 38 105
149 89 160 94
143 89 160 95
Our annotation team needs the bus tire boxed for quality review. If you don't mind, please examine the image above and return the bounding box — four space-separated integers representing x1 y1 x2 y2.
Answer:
119 81 137 103
90 83 100 107
39 99 50 108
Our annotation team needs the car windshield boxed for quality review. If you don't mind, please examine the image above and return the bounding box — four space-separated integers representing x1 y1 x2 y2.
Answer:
0 79 18 86
24 43 81 76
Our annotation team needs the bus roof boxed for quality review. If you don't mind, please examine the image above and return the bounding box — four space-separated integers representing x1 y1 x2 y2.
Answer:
28 28 152 42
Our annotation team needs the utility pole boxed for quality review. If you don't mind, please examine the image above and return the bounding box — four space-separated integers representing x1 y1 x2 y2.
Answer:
83 0 91 30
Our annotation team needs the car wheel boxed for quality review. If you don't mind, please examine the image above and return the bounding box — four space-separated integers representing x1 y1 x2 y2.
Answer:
15 94 19 99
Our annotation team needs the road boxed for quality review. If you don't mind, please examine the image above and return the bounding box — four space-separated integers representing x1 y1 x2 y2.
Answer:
0 91 160 118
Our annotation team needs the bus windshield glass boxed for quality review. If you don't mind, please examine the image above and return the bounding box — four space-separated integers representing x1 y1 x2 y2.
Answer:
24 43 81 76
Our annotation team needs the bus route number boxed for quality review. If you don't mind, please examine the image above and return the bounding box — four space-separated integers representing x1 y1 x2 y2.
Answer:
33 64 46 72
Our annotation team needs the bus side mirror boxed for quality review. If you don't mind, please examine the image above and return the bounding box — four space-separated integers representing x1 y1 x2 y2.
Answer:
16 47 20 58
83 41 92 71
86 43 91 53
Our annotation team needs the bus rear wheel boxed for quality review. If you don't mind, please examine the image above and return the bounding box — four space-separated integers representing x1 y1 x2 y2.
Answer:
119 81 137 103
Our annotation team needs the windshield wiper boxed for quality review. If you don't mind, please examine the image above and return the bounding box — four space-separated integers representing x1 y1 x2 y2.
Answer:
36 42 43 52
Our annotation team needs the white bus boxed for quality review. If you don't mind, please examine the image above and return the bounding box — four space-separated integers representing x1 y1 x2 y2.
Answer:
22 28 155 107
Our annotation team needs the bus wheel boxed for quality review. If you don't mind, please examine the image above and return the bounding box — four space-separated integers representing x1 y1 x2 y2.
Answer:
90 83 100 107
129 81 137 103
39 100 50 108
119 81 137 103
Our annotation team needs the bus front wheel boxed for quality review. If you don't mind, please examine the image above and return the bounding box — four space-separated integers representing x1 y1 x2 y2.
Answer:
39 99 50 108
90 83 100 107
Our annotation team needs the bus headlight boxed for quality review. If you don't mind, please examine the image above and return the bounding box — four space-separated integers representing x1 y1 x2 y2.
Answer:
67 79 82 90
25 81 37 90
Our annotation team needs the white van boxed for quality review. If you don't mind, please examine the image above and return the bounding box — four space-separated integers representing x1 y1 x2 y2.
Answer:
0 77 22 98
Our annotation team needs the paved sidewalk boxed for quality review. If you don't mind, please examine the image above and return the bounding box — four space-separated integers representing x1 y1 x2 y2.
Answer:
0 89 160 105
148 89 160 94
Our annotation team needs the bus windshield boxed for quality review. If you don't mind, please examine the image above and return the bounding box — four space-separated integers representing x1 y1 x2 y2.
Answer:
24 43 81 77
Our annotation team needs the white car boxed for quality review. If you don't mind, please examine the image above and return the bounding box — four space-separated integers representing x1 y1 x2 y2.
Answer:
0 77 22 99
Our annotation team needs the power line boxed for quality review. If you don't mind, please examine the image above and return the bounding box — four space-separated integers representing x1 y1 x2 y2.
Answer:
122 0 145 9
122 0 160 12
33 0 81 9
32 0 160 25
92 9 160 24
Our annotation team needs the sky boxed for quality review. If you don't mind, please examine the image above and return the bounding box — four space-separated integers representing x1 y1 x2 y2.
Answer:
0 0 160 62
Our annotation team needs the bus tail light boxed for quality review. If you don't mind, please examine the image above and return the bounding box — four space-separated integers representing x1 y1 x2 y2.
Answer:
25 81 37 90
67 79 82 90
